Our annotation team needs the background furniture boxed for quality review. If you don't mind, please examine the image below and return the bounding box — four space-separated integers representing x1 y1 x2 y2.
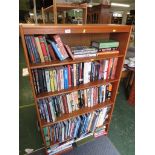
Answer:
41 1 87 24
87 4 111 24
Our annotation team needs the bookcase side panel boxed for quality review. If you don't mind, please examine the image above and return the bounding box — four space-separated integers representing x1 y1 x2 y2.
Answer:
19 25 47 147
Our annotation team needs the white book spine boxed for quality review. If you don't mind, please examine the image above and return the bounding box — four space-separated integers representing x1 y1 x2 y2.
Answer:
103 60 109 80
45 70 51 92
73 64 76 86
84 62 91 84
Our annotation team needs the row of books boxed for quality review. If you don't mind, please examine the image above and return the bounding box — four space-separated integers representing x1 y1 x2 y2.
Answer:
25 35 69 63
32 59 117 94
25 35 120 64
43 106 110 147
38 83 112 123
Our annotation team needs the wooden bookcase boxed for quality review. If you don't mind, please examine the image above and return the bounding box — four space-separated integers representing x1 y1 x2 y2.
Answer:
20 24 132 155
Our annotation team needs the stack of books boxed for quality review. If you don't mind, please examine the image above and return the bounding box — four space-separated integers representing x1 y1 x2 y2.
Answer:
71 46 98 58
32 59 117 94
38 83 112 123
43 106 111 147
91 39 120 55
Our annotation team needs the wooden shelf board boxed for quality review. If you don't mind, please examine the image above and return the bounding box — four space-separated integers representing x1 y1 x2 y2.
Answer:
36 79 118 99
20 24 132 35
30 54 124 69
41 101 113 127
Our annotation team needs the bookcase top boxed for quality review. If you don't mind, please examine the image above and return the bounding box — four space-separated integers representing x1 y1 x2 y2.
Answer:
20 24 132 35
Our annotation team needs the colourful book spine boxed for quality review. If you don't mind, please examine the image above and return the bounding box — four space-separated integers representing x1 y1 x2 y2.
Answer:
49 98 56 122
73 64 76 87
43 36 51 61
53 35 69 59
48 44 57 60
64 67 69 89
47 39 64 60
25 36 35 63
107 58 113 79
84 62 92 84
60 68 64 90
50 70 55 92
34 37 45 62
45 70 51 92
67 65 72 88
53 69 58 91
111 57 118 79
30 36 41 63
38 36 49 62
103 60 109 80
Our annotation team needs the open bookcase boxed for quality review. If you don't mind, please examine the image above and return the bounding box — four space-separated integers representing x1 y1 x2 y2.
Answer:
20 24 132 155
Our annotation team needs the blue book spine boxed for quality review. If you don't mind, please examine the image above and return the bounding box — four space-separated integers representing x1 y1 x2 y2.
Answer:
64 67 69 89
26 36 36 63
25 36 33 63
47 40 64 60
99 86 102 103
28 36 40 63
74 118 81 138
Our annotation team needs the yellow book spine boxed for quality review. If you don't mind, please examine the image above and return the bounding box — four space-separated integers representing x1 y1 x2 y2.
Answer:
34 37 45 63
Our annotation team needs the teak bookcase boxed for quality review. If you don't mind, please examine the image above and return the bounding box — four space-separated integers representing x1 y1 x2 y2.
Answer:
20 24 132 155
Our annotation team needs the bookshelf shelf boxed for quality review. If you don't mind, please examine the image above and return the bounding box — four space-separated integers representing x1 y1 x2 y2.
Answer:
20 24 132 155
30 53 124 69
41 101 113 127
36 79 118 99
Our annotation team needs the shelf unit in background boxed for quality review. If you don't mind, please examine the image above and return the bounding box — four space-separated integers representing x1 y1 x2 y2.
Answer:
20 24 132 155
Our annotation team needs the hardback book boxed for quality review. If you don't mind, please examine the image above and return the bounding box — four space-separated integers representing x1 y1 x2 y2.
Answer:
96 50 119 56
49 70 55 92
107 58 113 79
67 65 72 88
83 62 92 84
47 39 64 61
38 36 49 62
47 44 58 60
64 44 75 60
91 40 119 49
98 47 118 52
45 70 51 92
53 69 58 91
30 36 41 63
62 95 69 114
66 94 72 113
42 36 51 61
25 36 35 63
34 37 45 63
49 98 56 122
103 60 109 80
111 58 118 79
63 67 69 89
73 64 77 86
53 35 69 59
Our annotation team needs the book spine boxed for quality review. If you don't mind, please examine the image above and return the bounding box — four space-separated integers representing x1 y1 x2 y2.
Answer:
64 67 69 89
34 37 45 62
67 65 72 88
53 35 69 59
25 36 35 63
53 69 58 91
73 64 76 87
60 68 64 90
43 36 51 61
30 36 41 63
45 70 51 92
38 36 49 62
111 58 118 79
107 58 113 79
47 44 57 60
50 70 55 92
103 60 109 80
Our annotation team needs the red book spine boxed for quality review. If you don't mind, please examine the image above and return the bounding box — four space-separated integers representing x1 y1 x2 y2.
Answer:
111 58 118 79
62 95 69 114
68 65 72 87
53 35 69 59
38 36 49 61
106 58 113 79
48 44 57 60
